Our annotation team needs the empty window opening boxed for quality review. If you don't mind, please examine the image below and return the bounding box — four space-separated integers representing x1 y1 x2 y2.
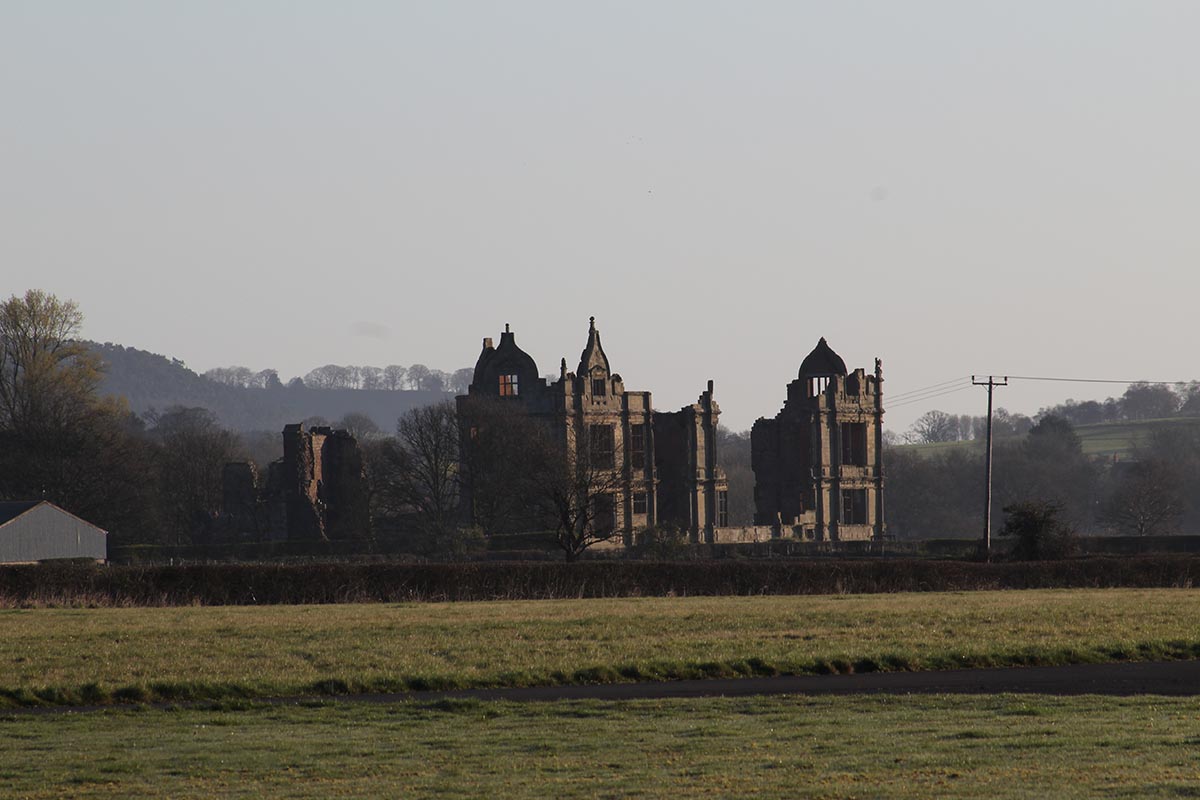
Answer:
841 489 868 525
718 490 729 527
630 423 646 469
590 424 615 469
592 494 616 534
840 422 868 466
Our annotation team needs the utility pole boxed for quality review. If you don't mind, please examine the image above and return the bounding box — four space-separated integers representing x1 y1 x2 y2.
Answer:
972 375 1007 560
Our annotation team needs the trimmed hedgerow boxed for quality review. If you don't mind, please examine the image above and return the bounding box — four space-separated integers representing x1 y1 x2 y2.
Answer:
0 557 1198 607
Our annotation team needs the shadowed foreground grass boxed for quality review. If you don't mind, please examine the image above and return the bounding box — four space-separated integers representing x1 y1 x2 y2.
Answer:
3 589 1200 707
3 695 1200 798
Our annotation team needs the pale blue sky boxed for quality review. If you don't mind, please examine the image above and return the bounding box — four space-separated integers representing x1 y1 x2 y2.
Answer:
4 2 1199 431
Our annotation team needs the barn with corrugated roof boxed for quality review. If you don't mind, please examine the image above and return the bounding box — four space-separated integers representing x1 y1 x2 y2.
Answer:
0 501 108 563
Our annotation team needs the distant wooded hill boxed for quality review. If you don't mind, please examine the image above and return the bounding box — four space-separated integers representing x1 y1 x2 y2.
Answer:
90 343 452 433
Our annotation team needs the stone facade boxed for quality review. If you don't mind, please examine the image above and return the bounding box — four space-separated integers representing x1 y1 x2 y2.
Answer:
457 318 728 542
751 338 885 541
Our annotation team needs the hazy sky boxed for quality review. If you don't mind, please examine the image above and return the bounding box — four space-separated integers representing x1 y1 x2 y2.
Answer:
4 2 1199 432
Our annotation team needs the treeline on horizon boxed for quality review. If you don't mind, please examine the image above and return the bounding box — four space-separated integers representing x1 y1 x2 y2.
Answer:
898 381 1196 444
201 362 475 394
92 343 461 434
6 290 1200 557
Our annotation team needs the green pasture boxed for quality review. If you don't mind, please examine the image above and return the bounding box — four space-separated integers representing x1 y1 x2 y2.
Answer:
1073 417 1200 458
3 694 1199 798
3 589 1200 707
897 416 1200 459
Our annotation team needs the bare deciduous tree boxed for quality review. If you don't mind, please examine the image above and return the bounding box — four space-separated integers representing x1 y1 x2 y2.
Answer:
359 366 383 391
406 364 431 391
0 289 102 431
450 367 474 395
393 401 461 534
1102 459 1184 536
147 406 244 546
906 410 960 443
530 424 627 561
382 365 407 391
304 364 356 389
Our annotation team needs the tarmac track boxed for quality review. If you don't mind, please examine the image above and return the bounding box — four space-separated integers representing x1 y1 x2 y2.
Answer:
381 659 1200 703
10 660 1200 716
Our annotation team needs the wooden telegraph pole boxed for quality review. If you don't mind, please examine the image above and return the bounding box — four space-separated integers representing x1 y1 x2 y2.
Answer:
971 375 1007 560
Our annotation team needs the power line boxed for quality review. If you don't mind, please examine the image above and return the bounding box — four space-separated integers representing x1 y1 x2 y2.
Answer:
1007 375 1190 386
882 373 1196 417
886 374 1194 412
888 385 973 409
888 377 969 401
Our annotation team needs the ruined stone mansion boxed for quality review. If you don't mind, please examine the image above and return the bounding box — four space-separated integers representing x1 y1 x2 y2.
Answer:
459 318 728 542
219 323 886 548
458 320 886 544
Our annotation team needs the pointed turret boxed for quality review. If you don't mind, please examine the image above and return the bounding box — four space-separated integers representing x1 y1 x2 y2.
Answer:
576 316 611 377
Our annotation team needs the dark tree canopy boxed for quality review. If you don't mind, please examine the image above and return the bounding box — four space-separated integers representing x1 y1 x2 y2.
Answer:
1000 501 1078 560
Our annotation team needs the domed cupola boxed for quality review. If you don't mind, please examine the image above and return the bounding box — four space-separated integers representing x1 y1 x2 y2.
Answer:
474 323 540 397
798 337 848 379
798 337 847 397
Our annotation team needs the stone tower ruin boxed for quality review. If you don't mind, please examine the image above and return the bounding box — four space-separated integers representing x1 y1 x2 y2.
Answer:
750 338 885 541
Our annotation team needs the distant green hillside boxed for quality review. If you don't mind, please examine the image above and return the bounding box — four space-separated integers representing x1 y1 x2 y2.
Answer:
896 417 1200 460
90 342 450 432
1073 417 1200 458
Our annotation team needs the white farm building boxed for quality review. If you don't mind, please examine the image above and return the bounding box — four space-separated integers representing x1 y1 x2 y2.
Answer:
0 501 108 563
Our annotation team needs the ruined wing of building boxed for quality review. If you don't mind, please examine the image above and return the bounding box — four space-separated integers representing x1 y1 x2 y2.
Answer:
221 424 370 543
751 337 886 542
457 318 728 545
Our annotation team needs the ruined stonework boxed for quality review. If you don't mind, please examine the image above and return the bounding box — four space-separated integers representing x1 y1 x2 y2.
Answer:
223 424 370 542
751 338 885 542
653 381 727 534
457 318 728 543
279 424 370 542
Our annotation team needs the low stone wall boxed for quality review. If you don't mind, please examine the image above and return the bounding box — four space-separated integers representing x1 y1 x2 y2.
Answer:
711 526 778 544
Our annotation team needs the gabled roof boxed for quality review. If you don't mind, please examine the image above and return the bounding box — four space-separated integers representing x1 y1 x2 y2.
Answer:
0 500 108 534
0 501 40 527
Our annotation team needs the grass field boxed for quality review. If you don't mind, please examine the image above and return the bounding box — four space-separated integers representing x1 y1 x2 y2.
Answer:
3 694 1200 798
3 588 1200 707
